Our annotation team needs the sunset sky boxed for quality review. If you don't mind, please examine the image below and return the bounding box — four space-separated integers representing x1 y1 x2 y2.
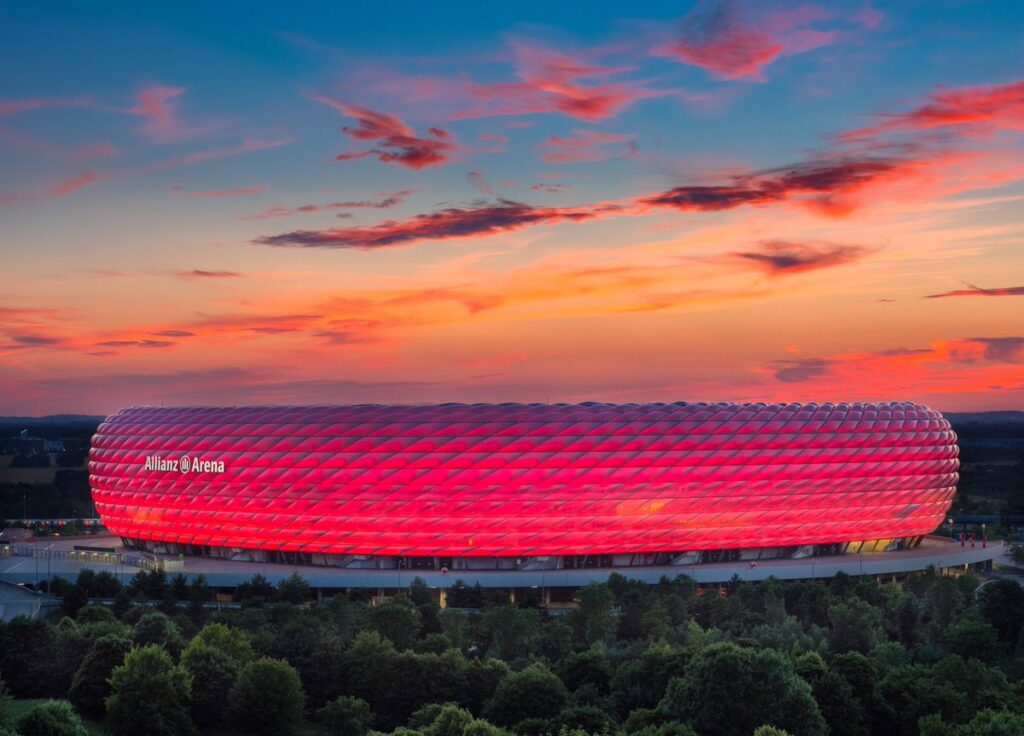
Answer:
1 1 1022 416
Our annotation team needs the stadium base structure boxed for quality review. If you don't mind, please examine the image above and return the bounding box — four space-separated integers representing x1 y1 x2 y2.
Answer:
90 401 961 583
0 535 1002 594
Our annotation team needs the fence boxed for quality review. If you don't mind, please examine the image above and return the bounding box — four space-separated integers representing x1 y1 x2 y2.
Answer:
0 544 163 572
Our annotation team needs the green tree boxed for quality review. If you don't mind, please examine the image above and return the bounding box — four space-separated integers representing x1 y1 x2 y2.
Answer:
228 657 307 736
977 579 1024 644
367 597 422 651
569 584 616 646
106 645 194 736
76 605 116 625
61 585 88 618
560 649 612 694
186 622 253 662
484 663 568 727
924 577 965 634
446 581 485 608
233 572 275 602
753 728 793 736
68 634 131 718
318 695 373 736
944 614 1003 663
180 642 239 728
275 572 312 604
14 700 88 736
132 611 185 658
827 598 884 654
480 606 540 661
659 643 825 736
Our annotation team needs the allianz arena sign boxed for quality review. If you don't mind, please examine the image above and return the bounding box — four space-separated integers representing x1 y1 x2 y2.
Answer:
143 455 226 474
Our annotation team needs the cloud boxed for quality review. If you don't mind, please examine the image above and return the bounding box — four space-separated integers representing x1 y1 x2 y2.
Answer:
457 40 669 121
310 95 459 169
241 189 412 220
966 337 1024 363
539 129 638 163
126 84 222 143
190 312 323 335
657 1 845 80
0 170 111 208
640 157 904 214
149 330 196 337
48 171 108 197
0 96 93 116
0 306 64 326
181 137 293 166
530 183 574 193
172 184 266 198
840 79 1024 141
357 40 668 123
729 240 870 275
767 337 1024 397
467 170 494 196
172 270 244 279
773 357 832 382
94 339 175 349
12 334 65 346
925 283 1024 299
255 199 619 250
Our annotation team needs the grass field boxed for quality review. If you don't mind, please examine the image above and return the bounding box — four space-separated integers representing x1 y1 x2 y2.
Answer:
0 455 63 484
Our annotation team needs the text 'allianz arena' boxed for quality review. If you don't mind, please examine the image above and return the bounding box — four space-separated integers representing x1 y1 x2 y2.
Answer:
88 402 958 571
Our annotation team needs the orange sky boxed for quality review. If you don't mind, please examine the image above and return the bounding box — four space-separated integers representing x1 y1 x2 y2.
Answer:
1 3 1022 415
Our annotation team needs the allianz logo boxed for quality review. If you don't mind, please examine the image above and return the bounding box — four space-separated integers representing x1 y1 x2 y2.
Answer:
143 455 226 474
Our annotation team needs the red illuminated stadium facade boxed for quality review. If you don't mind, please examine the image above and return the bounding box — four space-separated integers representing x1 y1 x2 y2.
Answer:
88 402 959 573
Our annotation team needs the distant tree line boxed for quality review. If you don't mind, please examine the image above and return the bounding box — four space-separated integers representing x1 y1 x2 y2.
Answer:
2 567 1024 736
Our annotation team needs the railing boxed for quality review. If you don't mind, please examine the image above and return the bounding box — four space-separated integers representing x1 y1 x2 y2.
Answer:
1 544 163 572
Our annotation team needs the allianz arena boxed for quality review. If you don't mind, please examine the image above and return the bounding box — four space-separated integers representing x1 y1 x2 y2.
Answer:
88 402 959 572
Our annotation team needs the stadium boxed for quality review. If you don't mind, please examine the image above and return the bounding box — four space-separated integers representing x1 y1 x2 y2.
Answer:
83 401 986 587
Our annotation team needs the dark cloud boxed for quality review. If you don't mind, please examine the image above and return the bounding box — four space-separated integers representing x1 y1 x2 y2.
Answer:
312 97 459 169
970 337 1024 362
641 158 901 213
241 190 412 220
94 339 174 349
149 329 196 337
730 240 870 275
773 358 832 382
255 199 618 250
174 269 243 279
12 334 64 346
467 170 494 196
925 284 1024 299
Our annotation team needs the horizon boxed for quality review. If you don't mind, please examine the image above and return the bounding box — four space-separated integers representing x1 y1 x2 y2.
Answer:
2 2 1023 415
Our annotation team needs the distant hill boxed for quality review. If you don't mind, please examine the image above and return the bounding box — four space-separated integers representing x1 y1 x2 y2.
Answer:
0 415 105 425
946 411 1024 425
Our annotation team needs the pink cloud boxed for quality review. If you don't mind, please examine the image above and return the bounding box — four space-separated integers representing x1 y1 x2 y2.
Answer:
0 96 92 116
455 40 668 121
47 171 108 197
180 136 293 166
172 184 266 198
126 84 222 143
0 170 110 208
839 79 1024 141
539 129 638 163
656 1 844 81
310 94 460 169
351 40 668 124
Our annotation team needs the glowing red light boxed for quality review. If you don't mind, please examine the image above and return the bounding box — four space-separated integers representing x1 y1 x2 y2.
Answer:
88 402 958 557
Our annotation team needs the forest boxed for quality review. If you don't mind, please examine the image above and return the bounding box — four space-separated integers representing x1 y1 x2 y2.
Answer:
1 567 1024 736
